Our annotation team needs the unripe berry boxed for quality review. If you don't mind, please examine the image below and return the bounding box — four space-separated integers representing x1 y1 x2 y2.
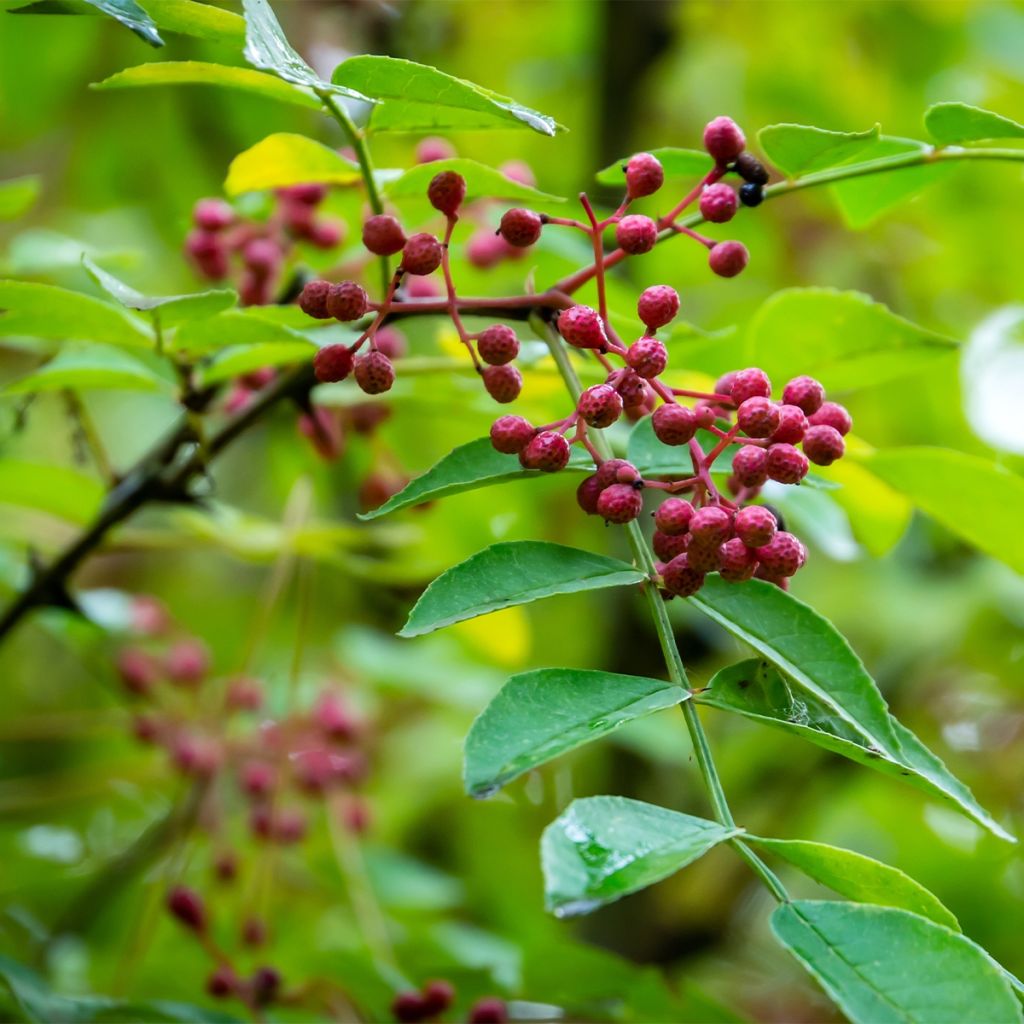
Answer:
708 241 749 278
477 324 520 366
167 886 206 931
625 152 664 198
373 326 407 360
597 483 644 524
699 182 738 223
615 371 650 408
730 367 772 405
401 232 443 276
578 383 624 428
735 152 769 185
354 350 395 394
704 116 746 164
481 363 523 403
499 208 542 247
576 474 604 515
686 538 722 574
652 403 697 445
739 183 764 207
314 344 354 383
733 505 777 548
756 531 805 577
193 198 234 232
422 981 456 1016
519 431 570 472
802 424 845 465
166 639 209 685
490 415 535 454
737 396 781 438
766 443 809 484
298 279 332 319
327 281 368 321
626 337 668 379
427 170 467 216
637 285 680 330
662 554 705 597
361 214 406 256
808 401 852 436
558 305 607 349
594 459 637 488
732 445 769 487
654 497 695 535
117 648 158 696
718 537 758 581
469 998 509 1024
769 404 808 445
689 505 732 545
782 375 825 415
615 214 658 255
653 529 689 561
416 136 455 163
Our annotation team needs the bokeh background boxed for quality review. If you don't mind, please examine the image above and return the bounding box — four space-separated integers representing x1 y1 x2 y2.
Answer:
2 1 1024 1021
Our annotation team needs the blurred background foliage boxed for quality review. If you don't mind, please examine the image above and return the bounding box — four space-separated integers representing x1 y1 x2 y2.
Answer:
1 1 1023 1022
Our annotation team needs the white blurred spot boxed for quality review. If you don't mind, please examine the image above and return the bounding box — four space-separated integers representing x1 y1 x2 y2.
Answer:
962 306 1024 454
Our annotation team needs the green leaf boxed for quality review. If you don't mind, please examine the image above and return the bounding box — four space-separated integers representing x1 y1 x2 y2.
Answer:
758 123 880 176
747 836 958 930
822 458 912 558
128 0 244 43
332 55 562 136
173 309 310 355
4 344 173 394
626 416 717 478
697 658 1012 841
925 102 1024 146
861 447 1024 574
92 61 319 110
399 541 645 638
595 147 710 187
541 797 739 916
0 175 41 221
746 288 958 391
464 668 689 798
197 339 313 386
383 158 564 204
83 0 162 46
771 901 1020 1024
359 438 593 521
225 133 362 196
0 280 153 348
0 460 104 525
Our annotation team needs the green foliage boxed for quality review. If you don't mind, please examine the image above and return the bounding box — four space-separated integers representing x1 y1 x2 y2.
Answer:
225 133 362 195
595 147 710 186
4 343 172 394
925 102 1024 145
383 158 565 204
0 175 41 220
0 460 104 524
758 123 881 176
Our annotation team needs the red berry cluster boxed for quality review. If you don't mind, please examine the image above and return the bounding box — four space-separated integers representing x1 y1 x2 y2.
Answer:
391 980 507 1024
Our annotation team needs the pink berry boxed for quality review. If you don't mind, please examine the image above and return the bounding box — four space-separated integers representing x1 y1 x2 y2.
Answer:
519 431 570 472
313 344 354 383
756 531 805 577
576 475 604 515
242 238 281 277
422 981 456 1016
654 497 694 535
392 992 428 1024
699 183 738 223
714 371 737 399
597 483 644 524
278 183 327 205
708 241 749 278
693 404 718 428
327 281 368 321
481 364 523 403
769 404 808 445
166 639 209 685
626 337 668 379
298 279 331 319
689 505 732 545
808 401 852 436
558 305 607 349
241 760 276 798
686 538 722 574
416 137 455 163
732 445 769 487
315 691 359 741
468 998 508 1024
737 396 780 438
766 443 809 484
802 424 845 465
467 230 512 268
578 383 624 428
490 415 535 454
362 214 406 256
373 326 407 360
477 324 520 366
185 229 228 280
718 537 758 581
226 676 264 711
117 648 158 695
614 371 650 409
207 967 236 999
615 214 658 255
401 232 443 276
307 219 343 249
662 554 705 597
297 406 344 461
500 160 536 186
782 375 825 415
637 285 680 330
193 198 234 232
733 505 777 547
499 208 542 247
703 116 746 164
730 367 772 405
652 403 697 445
354 351 395 394
238 270 271 307
653 529 689 561
625 152 664 199
167 886 206 931
404 275 441 299
427 170 467 216
594 459 637 488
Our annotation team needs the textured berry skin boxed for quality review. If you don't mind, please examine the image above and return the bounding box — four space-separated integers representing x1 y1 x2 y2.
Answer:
416 137 455 163
615 214 658 255
730 368 772 405
490 415 535 454
481 364 523 403
626 338 668 379
576 474 604 515
401 232 443 276
652 403 697 446
782 375 825 415
737 396 781 438
689 505 732 545
327 281 368 321
699 183 738 223
615 371 650 408
732 445 769 487
708 240 749 278
167 886 206 931
519 431 570 472
704 116 746 164
802 424 845 465
653 529 689 561
662 554 705 597
769 404 808 445
734 505 777 547
625 152 664 198
477 324 520 365
373 326 407 360
166 639 209 685
499 208 543 247
558 305 607 349
808 401 852 436
313 344 354 383
594 459 637 488
718 537 758 581
578 383 624 428
597 483 644 524
756 531 805 577
361 214 406 256
193 198 234 232
298 279 331 319
739 183 764 207
637 285 680 330
354 351 395 395
654 497 694 535
766 443 809 484
735 152 769 185
686 538 722 574
427 170 467 216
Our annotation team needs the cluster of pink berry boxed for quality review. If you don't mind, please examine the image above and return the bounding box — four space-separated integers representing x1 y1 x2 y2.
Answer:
185 184 343 305
392 980 507 1024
